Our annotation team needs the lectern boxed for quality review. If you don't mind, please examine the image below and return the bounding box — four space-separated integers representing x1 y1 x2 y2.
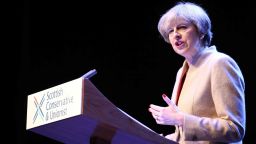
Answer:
26 70 177 144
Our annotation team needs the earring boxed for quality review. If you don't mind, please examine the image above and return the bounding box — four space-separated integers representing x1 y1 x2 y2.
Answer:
200 35 205 40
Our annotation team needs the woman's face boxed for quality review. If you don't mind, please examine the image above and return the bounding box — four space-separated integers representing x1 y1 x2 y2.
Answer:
167 17 202 58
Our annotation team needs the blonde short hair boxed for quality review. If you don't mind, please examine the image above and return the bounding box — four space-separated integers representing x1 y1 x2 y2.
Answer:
158 2 213 47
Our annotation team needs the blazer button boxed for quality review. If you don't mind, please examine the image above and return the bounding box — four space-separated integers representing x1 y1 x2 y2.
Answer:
192 135 197 141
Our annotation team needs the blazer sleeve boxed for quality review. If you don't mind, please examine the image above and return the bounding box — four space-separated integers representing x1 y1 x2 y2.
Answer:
182 56 246 142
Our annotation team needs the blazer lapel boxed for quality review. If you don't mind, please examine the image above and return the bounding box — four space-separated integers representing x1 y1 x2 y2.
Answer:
172 61 189 105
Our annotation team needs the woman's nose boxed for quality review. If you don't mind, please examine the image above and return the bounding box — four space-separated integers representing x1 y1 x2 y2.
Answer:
174 30 181 39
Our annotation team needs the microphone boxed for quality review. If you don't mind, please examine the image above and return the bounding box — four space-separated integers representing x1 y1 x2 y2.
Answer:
82 69 97 79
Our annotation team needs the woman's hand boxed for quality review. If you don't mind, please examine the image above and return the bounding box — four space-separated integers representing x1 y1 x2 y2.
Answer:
148 94 184 126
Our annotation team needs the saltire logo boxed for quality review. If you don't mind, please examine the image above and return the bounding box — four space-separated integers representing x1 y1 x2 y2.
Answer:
33 95 45 123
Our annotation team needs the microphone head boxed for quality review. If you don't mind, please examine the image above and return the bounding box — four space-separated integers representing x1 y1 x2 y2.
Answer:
82 69 97 79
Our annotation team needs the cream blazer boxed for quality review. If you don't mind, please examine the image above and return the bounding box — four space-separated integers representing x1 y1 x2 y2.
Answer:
166 46 246 144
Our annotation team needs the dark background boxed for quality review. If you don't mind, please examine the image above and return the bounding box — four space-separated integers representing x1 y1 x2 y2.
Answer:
15 0 255 143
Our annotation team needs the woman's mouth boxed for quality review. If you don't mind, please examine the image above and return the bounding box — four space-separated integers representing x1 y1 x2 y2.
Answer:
175 41 184 49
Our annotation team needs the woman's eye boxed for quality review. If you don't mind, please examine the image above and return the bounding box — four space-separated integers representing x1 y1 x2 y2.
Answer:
168 29 174 34
178 25 187 29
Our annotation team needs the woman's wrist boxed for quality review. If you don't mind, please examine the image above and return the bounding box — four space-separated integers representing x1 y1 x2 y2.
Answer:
177 113 184 126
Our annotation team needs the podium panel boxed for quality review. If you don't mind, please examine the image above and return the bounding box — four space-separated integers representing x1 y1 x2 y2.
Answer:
26 76 177 144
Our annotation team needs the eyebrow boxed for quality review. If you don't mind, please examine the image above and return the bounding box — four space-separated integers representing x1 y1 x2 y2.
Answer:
168 22 191 29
